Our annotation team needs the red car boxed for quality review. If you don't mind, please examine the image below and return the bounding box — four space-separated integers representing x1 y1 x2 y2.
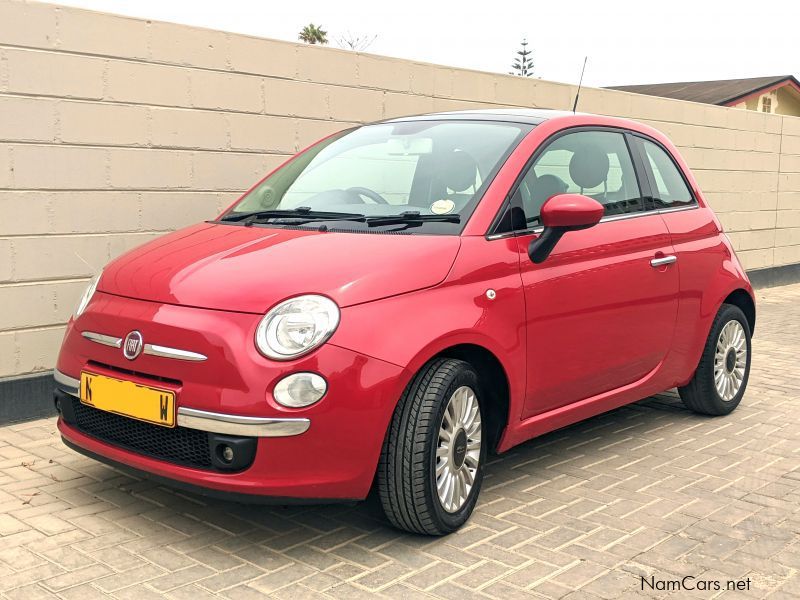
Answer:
54 110 755 535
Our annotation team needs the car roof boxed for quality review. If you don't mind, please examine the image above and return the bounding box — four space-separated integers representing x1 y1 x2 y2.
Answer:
382 108 584 126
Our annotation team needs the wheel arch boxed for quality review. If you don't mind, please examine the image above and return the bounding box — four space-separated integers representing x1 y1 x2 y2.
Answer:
426 343 511 453
677 280 756 388
724 288 756 334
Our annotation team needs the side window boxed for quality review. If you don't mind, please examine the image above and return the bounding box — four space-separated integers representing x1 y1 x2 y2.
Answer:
513 130 642 227
639 139 694 207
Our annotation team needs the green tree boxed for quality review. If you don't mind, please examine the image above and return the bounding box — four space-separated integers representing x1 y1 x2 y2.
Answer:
298 23 328 45
511 39 534 77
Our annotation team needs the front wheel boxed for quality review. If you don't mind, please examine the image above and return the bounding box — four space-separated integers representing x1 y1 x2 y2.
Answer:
679 303 752 416
377 358 485 535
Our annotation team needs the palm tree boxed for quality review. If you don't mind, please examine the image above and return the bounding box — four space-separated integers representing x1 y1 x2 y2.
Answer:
298 24 328 45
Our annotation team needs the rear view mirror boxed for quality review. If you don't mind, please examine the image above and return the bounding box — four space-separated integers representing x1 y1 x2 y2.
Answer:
528 194 604 263
386 137 433 155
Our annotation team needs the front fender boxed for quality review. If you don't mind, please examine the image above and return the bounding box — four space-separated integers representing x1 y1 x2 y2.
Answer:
328 236 527 422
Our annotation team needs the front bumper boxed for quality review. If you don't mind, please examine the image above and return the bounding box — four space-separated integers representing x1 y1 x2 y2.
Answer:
55 292 409 501
60 435 351 504
55 369 310 437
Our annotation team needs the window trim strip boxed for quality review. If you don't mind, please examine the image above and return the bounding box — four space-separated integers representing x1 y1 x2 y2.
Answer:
485 203 699 241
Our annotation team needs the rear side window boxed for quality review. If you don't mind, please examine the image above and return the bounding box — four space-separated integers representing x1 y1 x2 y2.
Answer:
513 130 643 227
639 139 694 207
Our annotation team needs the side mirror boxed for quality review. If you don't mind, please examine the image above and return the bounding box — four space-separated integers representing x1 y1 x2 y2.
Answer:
528 194 604 263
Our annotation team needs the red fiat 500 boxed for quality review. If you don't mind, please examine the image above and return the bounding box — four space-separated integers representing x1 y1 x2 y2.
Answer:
54 110 754 534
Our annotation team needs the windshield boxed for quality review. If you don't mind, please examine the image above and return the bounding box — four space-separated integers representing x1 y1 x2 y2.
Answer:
221 120 532 234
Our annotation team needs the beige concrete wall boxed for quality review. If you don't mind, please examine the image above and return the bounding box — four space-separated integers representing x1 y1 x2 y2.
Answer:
1 0 799 379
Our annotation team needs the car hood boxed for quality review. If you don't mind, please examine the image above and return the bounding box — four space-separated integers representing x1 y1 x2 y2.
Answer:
99 223 461 313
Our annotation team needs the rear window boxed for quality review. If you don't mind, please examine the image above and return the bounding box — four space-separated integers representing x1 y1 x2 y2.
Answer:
640 139 694 207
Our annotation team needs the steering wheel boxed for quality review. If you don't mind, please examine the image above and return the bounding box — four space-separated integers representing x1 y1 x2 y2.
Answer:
346 186 390 205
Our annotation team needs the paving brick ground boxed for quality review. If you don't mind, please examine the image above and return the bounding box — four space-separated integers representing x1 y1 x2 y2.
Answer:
1 284 799 599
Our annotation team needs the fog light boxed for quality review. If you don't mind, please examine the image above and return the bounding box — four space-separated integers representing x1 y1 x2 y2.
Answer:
273 372 327 408
221 445 234 463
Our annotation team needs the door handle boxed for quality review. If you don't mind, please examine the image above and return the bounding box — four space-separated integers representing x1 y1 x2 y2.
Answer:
650 255 677 268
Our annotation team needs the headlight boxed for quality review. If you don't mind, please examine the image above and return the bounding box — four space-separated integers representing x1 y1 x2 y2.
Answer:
255 295 340 360
74 272 101 318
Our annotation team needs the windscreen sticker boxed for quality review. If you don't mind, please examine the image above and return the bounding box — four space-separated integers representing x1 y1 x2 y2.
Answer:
430 199 456 215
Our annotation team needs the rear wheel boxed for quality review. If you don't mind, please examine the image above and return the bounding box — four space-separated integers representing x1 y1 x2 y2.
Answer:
377 358 485 535
679 303 751 416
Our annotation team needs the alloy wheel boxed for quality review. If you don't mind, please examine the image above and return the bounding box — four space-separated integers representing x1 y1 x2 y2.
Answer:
436 385 482 513
714 320 748 401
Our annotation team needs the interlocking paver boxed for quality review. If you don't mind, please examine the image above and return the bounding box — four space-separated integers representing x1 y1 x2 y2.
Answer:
198 564 264 593
1 283 799 598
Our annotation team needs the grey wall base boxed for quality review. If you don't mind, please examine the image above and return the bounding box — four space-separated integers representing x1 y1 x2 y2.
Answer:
2 263 799 425
0 372 56 425
746 263 800 290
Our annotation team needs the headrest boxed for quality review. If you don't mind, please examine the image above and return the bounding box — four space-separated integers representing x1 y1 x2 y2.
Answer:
568 144 609 189
442 150 478 193
531 174 569 205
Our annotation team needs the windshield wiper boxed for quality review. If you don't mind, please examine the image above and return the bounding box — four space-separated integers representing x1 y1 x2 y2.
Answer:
365 211 461 227
218 207 367 225
218 208 460 230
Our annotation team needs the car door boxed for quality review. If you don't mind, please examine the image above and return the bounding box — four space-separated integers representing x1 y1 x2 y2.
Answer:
505 127 680 418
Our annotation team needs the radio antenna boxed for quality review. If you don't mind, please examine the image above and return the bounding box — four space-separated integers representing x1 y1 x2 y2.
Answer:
572 56 588 113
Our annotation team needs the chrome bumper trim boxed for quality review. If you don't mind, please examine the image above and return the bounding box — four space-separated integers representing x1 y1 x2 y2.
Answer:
177 407 310 437
53 371 309 438
81 331 122 348
54 369 80 395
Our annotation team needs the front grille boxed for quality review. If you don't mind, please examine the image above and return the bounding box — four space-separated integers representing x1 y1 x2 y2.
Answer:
67 397 213 469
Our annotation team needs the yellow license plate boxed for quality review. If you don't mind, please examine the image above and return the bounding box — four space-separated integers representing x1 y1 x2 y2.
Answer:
80 371 176 428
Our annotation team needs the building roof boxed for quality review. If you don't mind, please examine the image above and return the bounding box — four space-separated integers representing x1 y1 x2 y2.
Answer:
607 75 800 106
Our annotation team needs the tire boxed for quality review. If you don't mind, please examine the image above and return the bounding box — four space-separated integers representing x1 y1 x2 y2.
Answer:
377 358 486 535
679 303 752 416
